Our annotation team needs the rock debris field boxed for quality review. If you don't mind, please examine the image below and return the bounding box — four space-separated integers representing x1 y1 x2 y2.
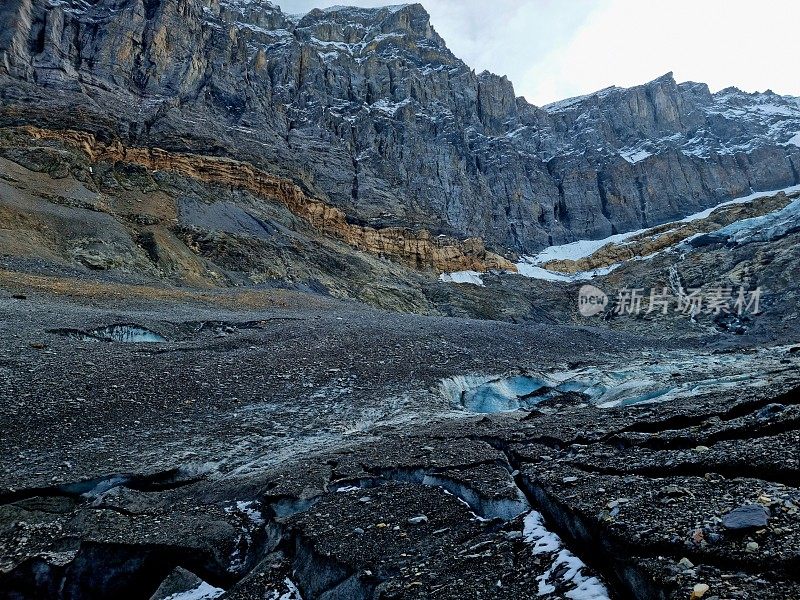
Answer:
1 289 799 599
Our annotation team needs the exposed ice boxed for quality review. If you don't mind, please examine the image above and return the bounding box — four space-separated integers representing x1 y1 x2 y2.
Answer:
427 475 529 521
235 500 265 526
332 466 529 522
693 197 800 245
49 324 167 343
444 368 637 413
224 500 266 574
442 347 798 412
441 489 489 522
79 475 130 499
460 375 548 413
94 325 167 343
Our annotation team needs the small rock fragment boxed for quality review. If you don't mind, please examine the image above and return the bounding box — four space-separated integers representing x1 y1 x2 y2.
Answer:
755 403 785 420
722 505 769 530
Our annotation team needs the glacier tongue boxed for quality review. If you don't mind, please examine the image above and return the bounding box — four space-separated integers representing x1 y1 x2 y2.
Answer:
694 196 800 245
513 184 800 282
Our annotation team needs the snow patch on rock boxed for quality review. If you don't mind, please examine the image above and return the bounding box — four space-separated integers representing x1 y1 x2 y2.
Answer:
439 271 485 286
163 582 224 600
784 132 800 147
619 148 652 164
523 232 647 265
524 511 610 599
268 578 303 600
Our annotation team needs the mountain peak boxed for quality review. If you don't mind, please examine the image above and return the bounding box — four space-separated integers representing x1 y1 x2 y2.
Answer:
295 3 439 52
650 71 675 84
297 3 429 27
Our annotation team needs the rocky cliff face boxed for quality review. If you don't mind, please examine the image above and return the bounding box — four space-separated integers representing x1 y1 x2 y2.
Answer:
15 124 513 273
1 0 799 255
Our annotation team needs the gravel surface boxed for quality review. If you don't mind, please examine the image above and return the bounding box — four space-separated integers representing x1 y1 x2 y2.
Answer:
1 285 798 599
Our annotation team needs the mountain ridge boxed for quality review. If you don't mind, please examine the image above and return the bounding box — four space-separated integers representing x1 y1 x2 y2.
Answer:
1 0 799 255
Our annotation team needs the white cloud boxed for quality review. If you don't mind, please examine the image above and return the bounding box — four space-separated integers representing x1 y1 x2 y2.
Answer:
276 0 800 105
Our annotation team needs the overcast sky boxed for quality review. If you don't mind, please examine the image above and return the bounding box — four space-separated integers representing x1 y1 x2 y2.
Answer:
275 0 800 106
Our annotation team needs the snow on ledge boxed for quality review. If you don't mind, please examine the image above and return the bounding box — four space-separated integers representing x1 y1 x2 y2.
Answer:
679 183 800 223
522 231 647 266
619 148 652 164
515 262 621 283
439 270 485 286
541 86 620 113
